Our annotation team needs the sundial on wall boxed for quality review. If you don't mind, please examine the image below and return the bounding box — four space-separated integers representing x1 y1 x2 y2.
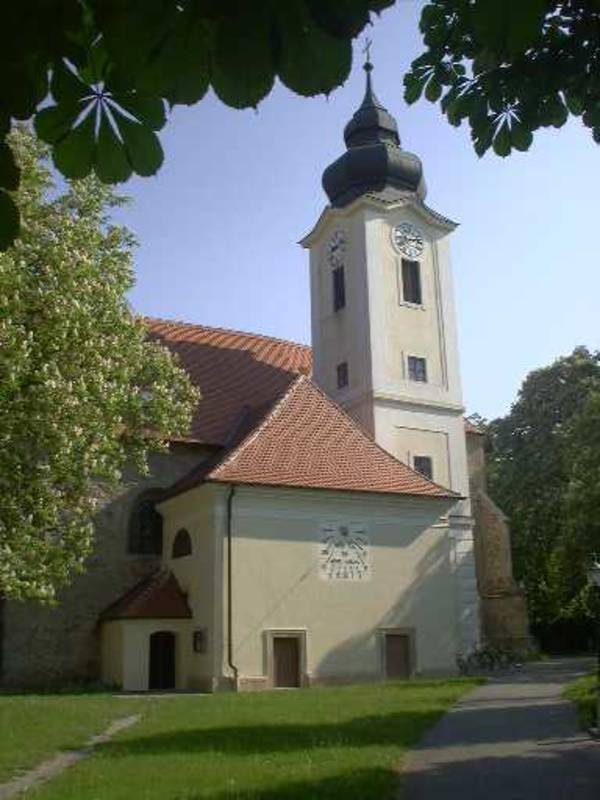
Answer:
319 523 370 581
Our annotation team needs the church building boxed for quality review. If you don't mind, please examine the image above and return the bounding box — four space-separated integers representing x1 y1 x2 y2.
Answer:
1 61 528 692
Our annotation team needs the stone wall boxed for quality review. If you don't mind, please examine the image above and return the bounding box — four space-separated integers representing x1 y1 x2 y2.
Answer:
1 443 208 687
480 592 531 650
466 429 531 650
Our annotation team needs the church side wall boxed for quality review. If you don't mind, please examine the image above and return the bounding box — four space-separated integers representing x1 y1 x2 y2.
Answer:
1 444 209 688
371 408 478 654
214 486 458 688
159 485 221 692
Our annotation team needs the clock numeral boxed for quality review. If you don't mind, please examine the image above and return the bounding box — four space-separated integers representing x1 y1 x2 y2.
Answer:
327 231 347 268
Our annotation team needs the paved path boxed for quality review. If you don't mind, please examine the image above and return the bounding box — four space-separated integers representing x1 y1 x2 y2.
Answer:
402 658 599 799
0 714 140 799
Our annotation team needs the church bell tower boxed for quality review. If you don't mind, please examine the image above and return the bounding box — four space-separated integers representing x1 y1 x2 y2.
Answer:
301 57 479 653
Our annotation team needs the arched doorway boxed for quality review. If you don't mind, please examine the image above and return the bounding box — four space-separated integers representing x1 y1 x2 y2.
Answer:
149 631 176 690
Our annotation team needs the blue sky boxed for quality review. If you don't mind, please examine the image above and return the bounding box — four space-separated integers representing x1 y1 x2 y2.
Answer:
114 1 600 421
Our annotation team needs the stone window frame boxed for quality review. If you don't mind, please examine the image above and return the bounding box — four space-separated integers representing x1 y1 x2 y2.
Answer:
407 355 428 383
400 258 423 306
413 455 433 481
378 626 417 679
263 629 308 689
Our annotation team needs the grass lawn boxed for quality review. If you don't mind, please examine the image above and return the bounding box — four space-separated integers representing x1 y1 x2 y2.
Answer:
0 692 147 783
564 673 597 729
20 679 479 800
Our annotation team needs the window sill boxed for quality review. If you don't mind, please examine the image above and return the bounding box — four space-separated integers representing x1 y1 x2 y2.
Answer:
398 301 425 310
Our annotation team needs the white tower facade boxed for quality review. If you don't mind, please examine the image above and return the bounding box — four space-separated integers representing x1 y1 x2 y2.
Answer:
301 62 479 655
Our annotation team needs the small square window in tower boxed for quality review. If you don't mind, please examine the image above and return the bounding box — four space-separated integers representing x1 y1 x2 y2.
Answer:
401 259 422 305
413 455 433 480
336 361 349 389
407 356 427 383
332 266 346 311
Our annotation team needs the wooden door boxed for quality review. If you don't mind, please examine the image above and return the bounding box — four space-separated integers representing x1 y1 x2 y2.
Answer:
384 633 411 679
149 631 176 690
273 636 300 688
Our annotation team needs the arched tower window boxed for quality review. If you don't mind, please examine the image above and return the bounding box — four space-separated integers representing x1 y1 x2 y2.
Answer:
172 529 192 559
128 491 163 555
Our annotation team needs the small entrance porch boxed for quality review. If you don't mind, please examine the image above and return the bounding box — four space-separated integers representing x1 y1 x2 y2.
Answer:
99 571 192 692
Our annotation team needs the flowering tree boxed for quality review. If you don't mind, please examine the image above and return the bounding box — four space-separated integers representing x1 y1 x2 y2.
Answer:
0 128 198 602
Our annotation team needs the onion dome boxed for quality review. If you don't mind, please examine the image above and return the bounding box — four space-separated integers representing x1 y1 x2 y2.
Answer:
322 60 426 207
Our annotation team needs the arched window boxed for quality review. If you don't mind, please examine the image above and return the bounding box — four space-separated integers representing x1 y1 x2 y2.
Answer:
128 491 163 555
172 529 192 559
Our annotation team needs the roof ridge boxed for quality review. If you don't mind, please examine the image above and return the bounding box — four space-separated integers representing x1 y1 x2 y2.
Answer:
142 315 311 351
301 378 460 497
208 375 306 477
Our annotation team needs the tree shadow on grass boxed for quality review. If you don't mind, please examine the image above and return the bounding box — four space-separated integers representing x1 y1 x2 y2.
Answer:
97 708 442 759
173 767 397 799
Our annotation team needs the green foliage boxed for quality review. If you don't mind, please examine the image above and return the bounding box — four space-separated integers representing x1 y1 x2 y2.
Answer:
566 392 600 545
0 128 198 602
405 1 600 157
0 1 392 250
564 673 597 729
486 347 600 645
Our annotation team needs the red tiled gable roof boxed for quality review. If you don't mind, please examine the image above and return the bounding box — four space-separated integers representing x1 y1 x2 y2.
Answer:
205 376 457 499
146 317 311 446
99 571 192 621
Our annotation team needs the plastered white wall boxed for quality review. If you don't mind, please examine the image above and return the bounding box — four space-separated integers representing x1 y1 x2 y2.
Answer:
219 486 459 683
159 484 224 689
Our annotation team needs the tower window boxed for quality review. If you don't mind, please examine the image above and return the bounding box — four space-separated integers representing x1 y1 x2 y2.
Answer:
413 456 433 480
336 361 349 389
407 356 428 383
401 259 422 305
333 266 346 311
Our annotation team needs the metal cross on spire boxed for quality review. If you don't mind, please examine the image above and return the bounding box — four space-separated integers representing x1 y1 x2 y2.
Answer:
362 36 374 81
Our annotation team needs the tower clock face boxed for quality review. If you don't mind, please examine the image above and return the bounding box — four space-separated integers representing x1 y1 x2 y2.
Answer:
392 222 425 259
326 230 346 268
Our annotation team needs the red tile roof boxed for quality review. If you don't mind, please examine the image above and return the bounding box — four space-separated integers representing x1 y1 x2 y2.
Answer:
205 376 457 499
146 317 311 446
99 572 192 621
146 318 462 500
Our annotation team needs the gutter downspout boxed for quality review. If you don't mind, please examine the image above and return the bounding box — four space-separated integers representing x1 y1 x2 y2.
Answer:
226 484 239 690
